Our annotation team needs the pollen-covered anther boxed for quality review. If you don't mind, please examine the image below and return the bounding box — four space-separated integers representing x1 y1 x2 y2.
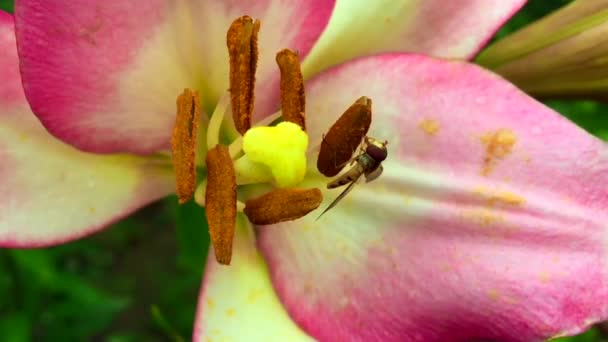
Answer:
227 15 260 135
171 88 201 204
205 144 237 265
244 188 323 225
317 96 372 177
276 49 306 130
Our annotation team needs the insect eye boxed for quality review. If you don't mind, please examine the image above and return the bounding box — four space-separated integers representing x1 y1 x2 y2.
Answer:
366 144 387 161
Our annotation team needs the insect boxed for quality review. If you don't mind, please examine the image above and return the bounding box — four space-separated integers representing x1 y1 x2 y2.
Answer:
317 136 388 220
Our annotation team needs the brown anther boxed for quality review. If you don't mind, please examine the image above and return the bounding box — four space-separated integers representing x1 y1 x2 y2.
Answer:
227 15 260 135
276 49 306 130
171 88 201 203
244 188 323 225
205 144 237 265
317 96 372 177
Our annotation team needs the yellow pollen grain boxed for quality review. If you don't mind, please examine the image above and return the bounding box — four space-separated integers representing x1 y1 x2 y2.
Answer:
474 187 526 207
248 289 264 303
440 264 452 272
88 207 96 214
206 298 215 309
487 289 500 301
419 119 440 135
226 308 235 317
462 208 504 227
539 271 551 283
494 191 525 206
480 129 517 176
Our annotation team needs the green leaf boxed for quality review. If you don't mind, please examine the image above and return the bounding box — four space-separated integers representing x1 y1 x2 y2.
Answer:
168 196 210 274
0 0 13 13
550 327 602 342
0 313 30 342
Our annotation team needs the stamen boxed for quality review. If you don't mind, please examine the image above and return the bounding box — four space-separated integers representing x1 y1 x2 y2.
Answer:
276 49 306 130
227 15 260 135
194 180 246 212
317 96 372 177
205 144 237 265
244 188 323 225
171 88 201 203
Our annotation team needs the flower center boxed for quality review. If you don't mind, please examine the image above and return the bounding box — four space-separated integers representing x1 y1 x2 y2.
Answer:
169 16 323 265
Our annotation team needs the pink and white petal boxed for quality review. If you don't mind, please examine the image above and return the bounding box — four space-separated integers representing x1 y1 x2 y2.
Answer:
14 0 205 154
259 54 608 341
194 223 313 342
190 0 334 122
302 0 526 77
0 13 175 246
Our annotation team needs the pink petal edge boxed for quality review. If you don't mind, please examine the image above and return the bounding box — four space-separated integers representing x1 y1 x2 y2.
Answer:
1 11 175 246
14 0 335 153
14 0 199 154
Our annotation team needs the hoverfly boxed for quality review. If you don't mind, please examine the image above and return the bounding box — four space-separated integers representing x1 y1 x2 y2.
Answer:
316 136 388 220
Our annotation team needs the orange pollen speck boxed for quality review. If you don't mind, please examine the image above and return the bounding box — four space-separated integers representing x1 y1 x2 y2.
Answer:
276 49 306 130
171 88 201 204
481 129 517 176
227 15 260 136
419 119 439 135
244 188 323 225
205 144 237 265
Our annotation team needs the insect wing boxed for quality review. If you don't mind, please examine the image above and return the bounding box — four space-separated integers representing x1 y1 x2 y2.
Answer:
317 173 363 220
327 162 365 189
365 164 383 183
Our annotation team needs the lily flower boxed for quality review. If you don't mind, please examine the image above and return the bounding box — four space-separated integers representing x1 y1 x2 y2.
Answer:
5 0 607 341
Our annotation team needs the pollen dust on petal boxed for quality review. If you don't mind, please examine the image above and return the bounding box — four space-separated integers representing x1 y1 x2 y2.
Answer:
480 129 517 176
419 119 440 135
461 187 525 230
487 289 500 301
473 186 526 207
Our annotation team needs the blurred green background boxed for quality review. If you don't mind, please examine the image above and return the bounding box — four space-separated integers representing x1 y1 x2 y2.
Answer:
1 0 608 341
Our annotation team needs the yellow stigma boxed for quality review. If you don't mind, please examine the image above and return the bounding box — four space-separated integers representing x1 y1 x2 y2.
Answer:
242 122 308 187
